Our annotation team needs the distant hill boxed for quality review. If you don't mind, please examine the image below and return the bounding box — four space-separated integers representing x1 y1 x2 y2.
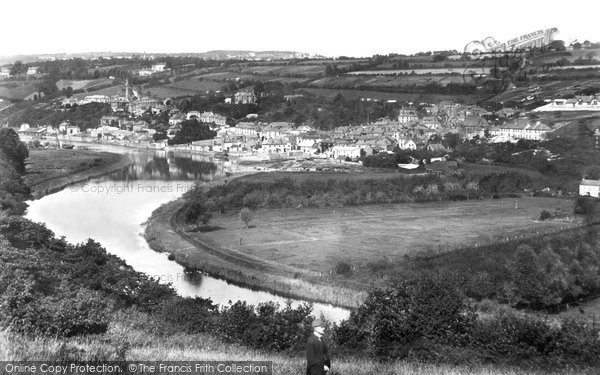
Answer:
0 50 325 66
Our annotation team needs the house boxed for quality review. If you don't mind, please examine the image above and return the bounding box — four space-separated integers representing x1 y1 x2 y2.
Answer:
329 144 362 160
198 111 227 126
17 125 47 139
26 67 39 75
398 109 418 124
421 116 441 130
580 179 600 197
152 64 166 73
296 133 323 154
234 90 257 104
397 138 417 150
490 119 552 141
261 122 293 139
232 122 260 136
260 137 293 154
0 68 10 78
534 95 600 112
58 122 80 135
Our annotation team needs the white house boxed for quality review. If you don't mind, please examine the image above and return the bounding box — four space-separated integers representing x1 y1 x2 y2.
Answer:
398 109 418 124
580 179 600 197
490 119 551 141
534 95 600 112
397 138 417 150
328 145 362 160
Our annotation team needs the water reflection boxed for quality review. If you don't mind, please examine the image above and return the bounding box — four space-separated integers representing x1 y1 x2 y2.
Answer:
107 151 223 181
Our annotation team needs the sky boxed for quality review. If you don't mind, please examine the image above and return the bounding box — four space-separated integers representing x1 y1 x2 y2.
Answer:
1 0 599 57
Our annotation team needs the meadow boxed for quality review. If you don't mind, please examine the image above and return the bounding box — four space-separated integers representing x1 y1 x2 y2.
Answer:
189 197 575 277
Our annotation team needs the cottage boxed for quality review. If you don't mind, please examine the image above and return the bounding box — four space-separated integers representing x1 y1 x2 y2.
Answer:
580 179 600 198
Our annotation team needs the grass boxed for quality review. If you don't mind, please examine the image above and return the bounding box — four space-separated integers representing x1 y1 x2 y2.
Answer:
145 199 366 308
302 87 476 103
146 164 576 308
167 78 227 92
188 197 575 278
24 149 131 198
2 319 586 375
56 78 115 91
0 79 42 100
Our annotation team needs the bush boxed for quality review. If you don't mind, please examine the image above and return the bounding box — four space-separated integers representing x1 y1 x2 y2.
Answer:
216 301 313 352
539 210 552 221
335 261 353 276
161 297 218 333
335 275 475 358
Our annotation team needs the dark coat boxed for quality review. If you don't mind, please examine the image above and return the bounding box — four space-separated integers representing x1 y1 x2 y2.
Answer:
306 333 330 375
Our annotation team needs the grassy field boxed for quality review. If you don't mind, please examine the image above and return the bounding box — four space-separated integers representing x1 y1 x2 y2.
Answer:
310 74 466 89
240 64 326 77
0 79 42 100
24 149 131 198
302 87 476 103
190 197 575 278
55 78 116 91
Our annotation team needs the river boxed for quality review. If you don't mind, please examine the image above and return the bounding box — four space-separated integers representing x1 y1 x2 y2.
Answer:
25 144 350 322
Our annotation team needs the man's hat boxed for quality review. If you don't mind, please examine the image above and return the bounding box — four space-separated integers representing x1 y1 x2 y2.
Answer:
311 319 324 328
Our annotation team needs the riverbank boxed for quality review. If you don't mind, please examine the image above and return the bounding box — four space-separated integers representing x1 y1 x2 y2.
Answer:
144 171 366 309
24 149 131 199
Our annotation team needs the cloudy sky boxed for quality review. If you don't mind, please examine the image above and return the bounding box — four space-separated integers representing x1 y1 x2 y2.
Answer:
1 0 598 57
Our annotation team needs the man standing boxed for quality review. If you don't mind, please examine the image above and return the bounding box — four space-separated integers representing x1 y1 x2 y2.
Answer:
306 319 331 375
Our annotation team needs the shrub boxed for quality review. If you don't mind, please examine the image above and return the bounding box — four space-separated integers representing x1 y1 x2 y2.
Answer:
335 275 475 358
539 210 552 221
335 261 353 276
161 297 218 334
216 301 313 352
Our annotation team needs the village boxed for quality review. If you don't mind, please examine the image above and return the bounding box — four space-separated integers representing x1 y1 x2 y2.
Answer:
15 77 593 167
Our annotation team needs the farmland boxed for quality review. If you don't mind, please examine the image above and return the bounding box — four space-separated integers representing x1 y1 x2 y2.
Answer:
302 87 477 103
55 78 116 92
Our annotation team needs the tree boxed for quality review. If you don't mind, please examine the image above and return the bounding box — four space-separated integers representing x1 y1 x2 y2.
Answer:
0 128 29 172
443 132 460 149
548 40 566 52
9 61 26 76
168 119 216 145
239 208 253 228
